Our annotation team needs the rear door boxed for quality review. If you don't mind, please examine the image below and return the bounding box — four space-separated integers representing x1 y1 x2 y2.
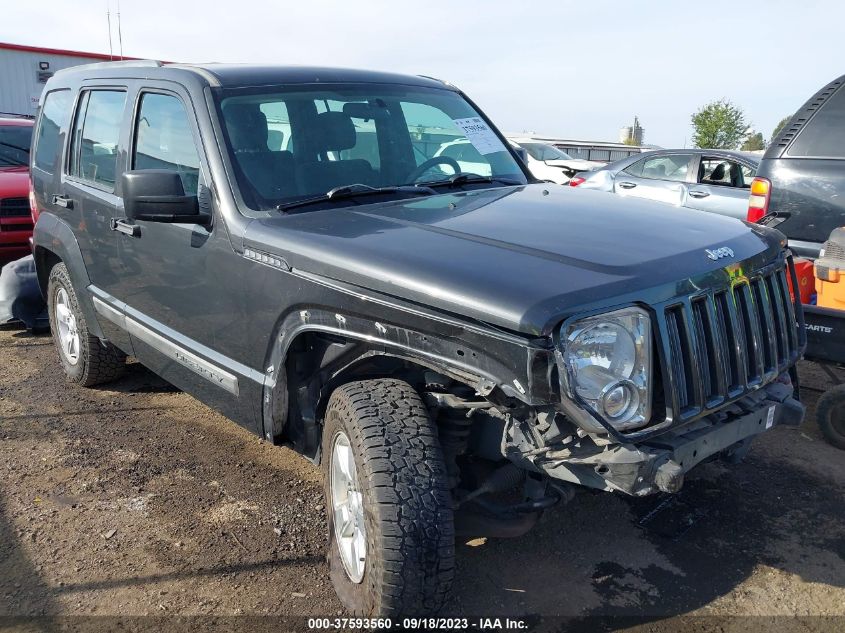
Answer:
613 153 694 206
684 155 756 219
62 87 133 350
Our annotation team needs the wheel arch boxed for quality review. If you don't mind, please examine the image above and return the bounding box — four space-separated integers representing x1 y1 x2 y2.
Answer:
32 213 105 339
260 308 532 462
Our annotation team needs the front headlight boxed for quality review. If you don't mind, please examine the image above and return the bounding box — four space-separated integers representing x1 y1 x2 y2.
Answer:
562 307 652 431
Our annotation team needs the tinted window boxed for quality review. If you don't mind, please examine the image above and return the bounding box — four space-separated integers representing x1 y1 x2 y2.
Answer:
787 86 845 158
34 90 71 173
0 125 33 167
629 154 691 181
133 93 201 196
70 90 126 189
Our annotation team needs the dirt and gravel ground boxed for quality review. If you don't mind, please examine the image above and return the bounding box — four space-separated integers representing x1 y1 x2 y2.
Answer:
0 325 843 631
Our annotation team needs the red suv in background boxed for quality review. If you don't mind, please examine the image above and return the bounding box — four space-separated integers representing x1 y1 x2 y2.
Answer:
0 117 34 261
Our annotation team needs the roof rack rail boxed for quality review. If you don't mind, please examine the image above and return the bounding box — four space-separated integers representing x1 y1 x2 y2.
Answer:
55 59 163 75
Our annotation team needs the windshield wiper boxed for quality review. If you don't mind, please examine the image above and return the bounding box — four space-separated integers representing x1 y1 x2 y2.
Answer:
413 173 524 189
277 183 436 213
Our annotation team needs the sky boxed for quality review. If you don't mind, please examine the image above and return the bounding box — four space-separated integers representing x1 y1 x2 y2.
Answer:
1 0 842 148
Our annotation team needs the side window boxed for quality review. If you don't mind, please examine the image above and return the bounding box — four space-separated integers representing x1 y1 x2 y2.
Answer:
739 163 756 188
69 90 126 190
698 158 754 188
34 89 72 173
623 157 646 177
699 158 733 187
787 86 845 158
635 154 692 182
133 93 201 196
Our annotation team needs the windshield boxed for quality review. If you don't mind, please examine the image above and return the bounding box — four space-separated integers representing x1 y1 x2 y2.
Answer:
216 83 527 211
521 142 573 161
0 124 33 167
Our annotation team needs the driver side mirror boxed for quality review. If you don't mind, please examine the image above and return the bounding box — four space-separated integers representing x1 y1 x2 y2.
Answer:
121 170 207 224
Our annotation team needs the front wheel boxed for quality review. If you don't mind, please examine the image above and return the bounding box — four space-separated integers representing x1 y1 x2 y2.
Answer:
322 378 455 616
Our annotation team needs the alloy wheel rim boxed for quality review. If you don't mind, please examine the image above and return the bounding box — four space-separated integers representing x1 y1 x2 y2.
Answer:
54 288 80 365
330 431 366 583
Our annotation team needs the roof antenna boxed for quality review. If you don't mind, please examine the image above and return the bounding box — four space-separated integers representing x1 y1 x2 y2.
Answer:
116 0 124 60
106 0 114 60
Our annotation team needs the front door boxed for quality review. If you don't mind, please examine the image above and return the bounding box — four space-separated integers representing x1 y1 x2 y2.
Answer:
110 86 256 430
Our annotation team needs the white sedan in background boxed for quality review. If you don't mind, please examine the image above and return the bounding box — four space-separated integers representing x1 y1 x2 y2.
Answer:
508 138 603 184
432 137 601 185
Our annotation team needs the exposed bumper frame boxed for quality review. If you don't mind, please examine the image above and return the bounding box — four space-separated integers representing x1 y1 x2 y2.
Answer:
528 382 804 496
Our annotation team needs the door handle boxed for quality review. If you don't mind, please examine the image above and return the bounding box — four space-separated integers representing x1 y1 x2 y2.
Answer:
688 190 710 198
52 195 74 209
617 181 637 189
110 218 140 237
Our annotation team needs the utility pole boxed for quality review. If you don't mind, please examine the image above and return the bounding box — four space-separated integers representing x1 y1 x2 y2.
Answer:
117 0 124 60
106 1 114 60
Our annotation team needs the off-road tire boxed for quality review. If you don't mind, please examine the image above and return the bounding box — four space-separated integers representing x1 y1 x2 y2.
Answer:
322 378 455 616
816 384 845 450
47 263 125 386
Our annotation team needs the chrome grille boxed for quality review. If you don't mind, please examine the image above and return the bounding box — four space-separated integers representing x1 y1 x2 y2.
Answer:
662 260 802 418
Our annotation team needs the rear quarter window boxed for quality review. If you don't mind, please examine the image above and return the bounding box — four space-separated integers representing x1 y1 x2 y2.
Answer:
34 89 72 173
786 85 845 158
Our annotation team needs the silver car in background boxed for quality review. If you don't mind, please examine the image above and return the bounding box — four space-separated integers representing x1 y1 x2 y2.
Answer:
572 149 759 219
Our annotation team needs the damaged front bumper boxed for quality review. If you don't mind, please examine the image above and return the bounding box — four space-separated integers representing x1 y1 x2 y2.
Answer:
507 382 805 496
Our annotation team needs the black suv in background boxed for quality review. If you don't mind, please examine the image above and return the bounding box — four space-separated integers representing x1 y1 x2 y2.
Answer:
752 74 845 449
31 60 805 616
750 74 845 257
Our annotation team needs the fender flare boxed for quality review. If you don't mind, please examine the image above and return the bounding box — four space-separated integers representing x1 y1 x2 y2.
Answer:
32 212 105 339
259 306 547 444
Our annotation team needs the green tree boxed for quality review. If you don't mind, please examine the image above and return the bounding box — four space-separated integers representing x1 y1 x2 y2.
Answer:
690 100 747 149
741 131 766 151
771 115 792 142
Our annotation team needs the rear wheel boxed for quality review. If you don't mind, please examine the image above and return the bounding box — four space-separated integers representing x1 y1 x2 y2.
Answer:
322 378 455 616
816 385 845 450
47 263 125 386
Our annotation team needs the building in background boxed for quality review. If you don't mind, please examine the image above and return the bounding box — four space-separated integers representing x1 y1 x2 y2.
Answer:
0 42 137 117
516 134 657 164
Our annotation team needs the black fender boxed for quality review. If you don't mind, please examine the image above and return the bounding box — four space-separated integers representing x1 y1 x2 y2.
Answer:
32 212 105 339
260 306 557 455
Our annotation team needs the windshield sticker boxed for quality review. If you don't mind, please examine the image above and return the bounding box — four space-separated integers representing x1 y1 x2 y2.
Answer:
452 117 506 155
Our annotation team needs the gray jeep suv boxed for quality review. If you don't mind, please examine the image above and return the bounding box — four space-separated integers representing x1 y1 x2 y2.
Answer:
30 61 805 616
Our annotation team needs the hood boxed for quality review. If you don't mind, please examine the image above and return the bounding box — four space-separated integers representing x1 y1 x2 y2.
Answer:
244 184 781 336
0 166 30 199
